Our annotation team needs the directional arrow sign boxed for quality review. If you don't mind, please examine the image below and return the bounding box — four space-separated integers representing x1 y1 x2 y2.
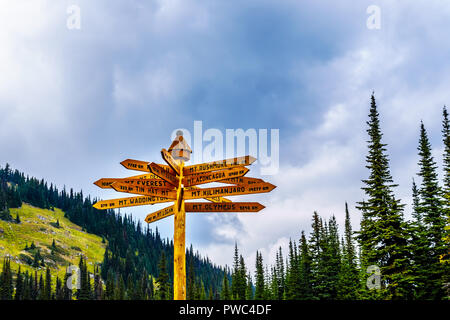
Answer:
161 148 180 175
185 186 231 203
116 178 175 189
93 195 172 210
94 173 162 189
111 182 177 199
185 202 265 212
148 162 178 186
183 166 249 187
145 205 175 224
216 176 264 186
184 183 276 200
144 202 265 224
120 159 151 172
183 155 257 175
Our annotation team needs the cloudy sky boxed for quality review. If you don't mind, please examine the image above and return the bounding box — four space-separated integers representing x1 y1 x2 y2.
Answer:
1 0 449 272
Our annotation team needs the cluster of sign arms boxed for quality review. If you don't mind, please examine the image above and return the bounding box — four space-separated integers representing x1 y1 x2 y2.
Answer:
92 135 276 224
92 133 275 300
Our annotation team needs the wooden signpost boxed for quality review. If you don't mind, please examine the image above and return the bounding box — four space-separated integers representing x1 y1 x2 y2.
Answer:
92 132 276 300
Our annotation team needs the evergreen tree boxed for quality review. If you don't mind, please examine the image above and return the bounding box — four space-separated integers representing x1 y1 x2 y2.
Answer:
77 256 91 300
231 243 240 299
14 267 24 300
245 272 253 300
285 239 300 299
55 277 64 300
44 267 52 300
156 251 169 300
221 272 231 300
415 122 447 298
338 203 359 299
356 94 411 299
254 251 265 300
298 231 313 299
187 257 196 300
0 257 13 300
115 275 126 300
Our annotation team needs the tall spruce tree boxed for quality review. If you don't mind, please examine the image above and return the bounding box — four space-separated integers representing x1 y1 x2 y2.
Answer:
298 231 313 299
441 107 450 295
156 251 169 300
254 251 265 300
415 122 447 298
221 272 231 300
356 94 411 299
338 203 359 299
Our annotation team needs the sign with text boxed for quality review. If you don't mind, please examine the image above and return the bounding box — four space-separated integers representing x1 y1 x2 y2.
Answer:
111 182 177 199
93 195 172 209
183 166 249 187
184 183 276 200
183 155 256 175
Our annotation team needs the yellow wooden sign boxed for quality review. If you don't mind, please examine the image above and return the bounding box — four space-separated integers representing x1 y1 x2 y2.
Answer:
184 182 276 200
148 162 178 186
185 186 231 203
145 205 175 223
183 155 256 175
185 202 265 212
93 195 172 210
144 202 264 224
183 166 249 187
92 134 275 301
120 159 151 172
216 176 264 186
115 178 174 189
111 182 177 199
94 173 163 189
161 148 181 175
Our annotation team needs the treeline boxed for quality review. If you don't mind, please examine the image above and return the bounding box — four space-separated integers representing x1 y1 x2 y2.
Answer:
0 165 226 299
223 96 449 300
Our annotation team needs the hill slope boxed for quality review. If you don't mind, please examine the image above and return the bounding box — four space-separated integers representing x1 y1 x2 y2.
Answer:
0 203 106 279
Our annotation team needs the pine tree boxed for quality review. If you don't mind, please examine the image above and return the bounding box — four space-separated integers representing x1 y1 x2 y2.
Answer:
14 267 24 300
254 251 265 300
298 231 313 299
0 257 13 300
275 247 285 299
187 257 196 300
44 267 52 300
221 272 231 300
38 273 45 300
245 272 253 300
285 239 300 299
356 94 411 299
115 275 126 300
105 271 115 300
237 255 247 300
156 251 169 300
55 277 64 300
415 122 447 298
231 243 240 299
77 256 91 300
440 107 450 295
338 203 359 299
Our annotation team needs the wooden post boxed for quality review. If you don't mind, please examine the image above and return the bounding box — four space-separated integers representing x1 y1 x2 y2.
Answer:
173 159 186 300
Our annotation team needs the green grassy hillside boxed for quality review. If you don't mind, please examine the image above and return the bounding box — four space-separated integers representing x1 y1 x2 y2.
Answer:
0 204 106 279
